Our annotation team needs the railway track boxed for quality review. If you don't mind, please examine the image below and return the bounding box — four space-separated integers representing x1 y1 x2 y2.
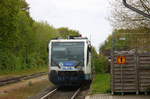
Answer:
0 72 47 86
40 87 81 99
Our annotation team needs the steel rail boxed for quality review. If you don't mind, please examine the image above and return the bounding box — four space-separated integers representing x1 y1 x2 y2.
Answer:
40 88 57 99
0 72 47 86
71 88 80 99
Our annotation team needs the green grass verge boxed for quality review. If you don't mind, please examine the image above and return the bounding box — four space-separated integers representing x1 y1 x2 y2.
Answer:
0 66 48 77
91 73 111 94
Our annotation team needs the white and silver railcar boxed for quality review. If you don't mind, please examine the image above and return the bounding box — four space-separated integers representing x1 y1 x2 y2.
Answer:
48 37 92 86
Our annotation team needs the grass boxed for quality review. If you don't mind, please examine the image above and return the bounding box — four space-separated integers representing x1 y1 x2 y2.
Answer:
0 66 48 78
91 73 111 94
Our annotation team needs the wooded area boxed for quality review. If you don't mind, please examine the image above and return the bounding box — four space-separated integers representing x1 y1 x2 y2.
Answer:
0 0 80 72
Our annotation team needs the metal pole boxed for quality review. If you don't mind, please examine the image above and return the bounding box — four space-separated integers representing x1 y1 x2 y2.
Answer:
111 32 115 94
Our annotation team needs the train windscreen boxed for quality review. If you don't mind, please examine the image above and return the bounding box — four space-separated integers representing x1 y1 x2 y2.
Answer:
51 42 84 67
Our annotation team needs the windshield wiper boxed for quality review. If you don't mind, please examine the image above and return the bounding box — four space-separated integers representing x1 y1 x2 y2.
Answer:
51 58 61 68
74 60 83 68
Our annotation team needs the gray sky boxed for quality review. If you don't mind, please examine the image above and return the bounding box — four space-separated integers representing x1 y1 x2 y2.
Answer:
26 0 112 51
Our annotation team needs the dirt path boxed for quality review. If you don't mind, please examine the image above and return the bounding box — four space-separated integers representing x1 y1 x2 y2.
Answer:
0 75 53 99
0 75 48 94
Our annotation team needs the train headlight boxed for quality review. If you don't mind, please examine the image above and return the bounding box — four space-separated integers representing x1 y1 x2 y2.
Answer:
75 66 81 69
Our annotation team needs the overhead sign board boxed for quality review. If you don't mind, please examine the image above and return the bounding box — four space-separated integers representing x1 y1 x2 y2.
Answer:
117 56 126 64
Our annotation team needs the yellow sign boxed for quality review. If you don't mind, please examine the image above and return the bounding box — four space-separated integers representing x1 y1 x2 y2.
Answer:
117 56 126 64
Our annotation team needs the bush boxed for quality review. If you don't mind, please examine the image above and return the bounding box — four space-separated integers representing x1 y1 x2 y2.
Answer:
93 55 109 73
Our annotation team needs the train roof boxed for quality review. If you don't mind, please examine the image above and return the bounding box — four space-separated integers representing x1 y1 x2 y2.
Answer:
51 39 88 42
50 37 90 43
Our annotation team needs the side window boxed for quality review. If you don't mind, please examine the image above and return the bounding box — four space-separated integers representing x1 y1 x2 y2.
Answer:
87 45 91 65
87 50 89 65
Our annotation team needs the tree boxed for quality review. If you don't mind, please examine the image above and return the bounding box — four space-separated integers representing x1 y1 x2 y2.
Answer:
99 28 150 57
123 0 150 19
109 0 150 29
0 0 27 70
57 27 80 38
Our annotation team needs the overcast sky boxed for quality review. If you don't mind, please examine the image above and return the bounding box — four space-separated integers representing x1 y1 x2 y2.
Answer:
26 0 112 51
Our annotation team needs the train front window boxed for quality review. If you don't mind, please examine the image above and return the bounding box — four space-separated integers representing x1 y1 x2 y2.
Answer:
51 42 84 66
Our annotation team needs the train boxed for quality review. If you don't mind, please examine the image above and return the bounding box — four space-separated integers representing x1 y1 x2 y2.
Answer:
48 36 92 86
